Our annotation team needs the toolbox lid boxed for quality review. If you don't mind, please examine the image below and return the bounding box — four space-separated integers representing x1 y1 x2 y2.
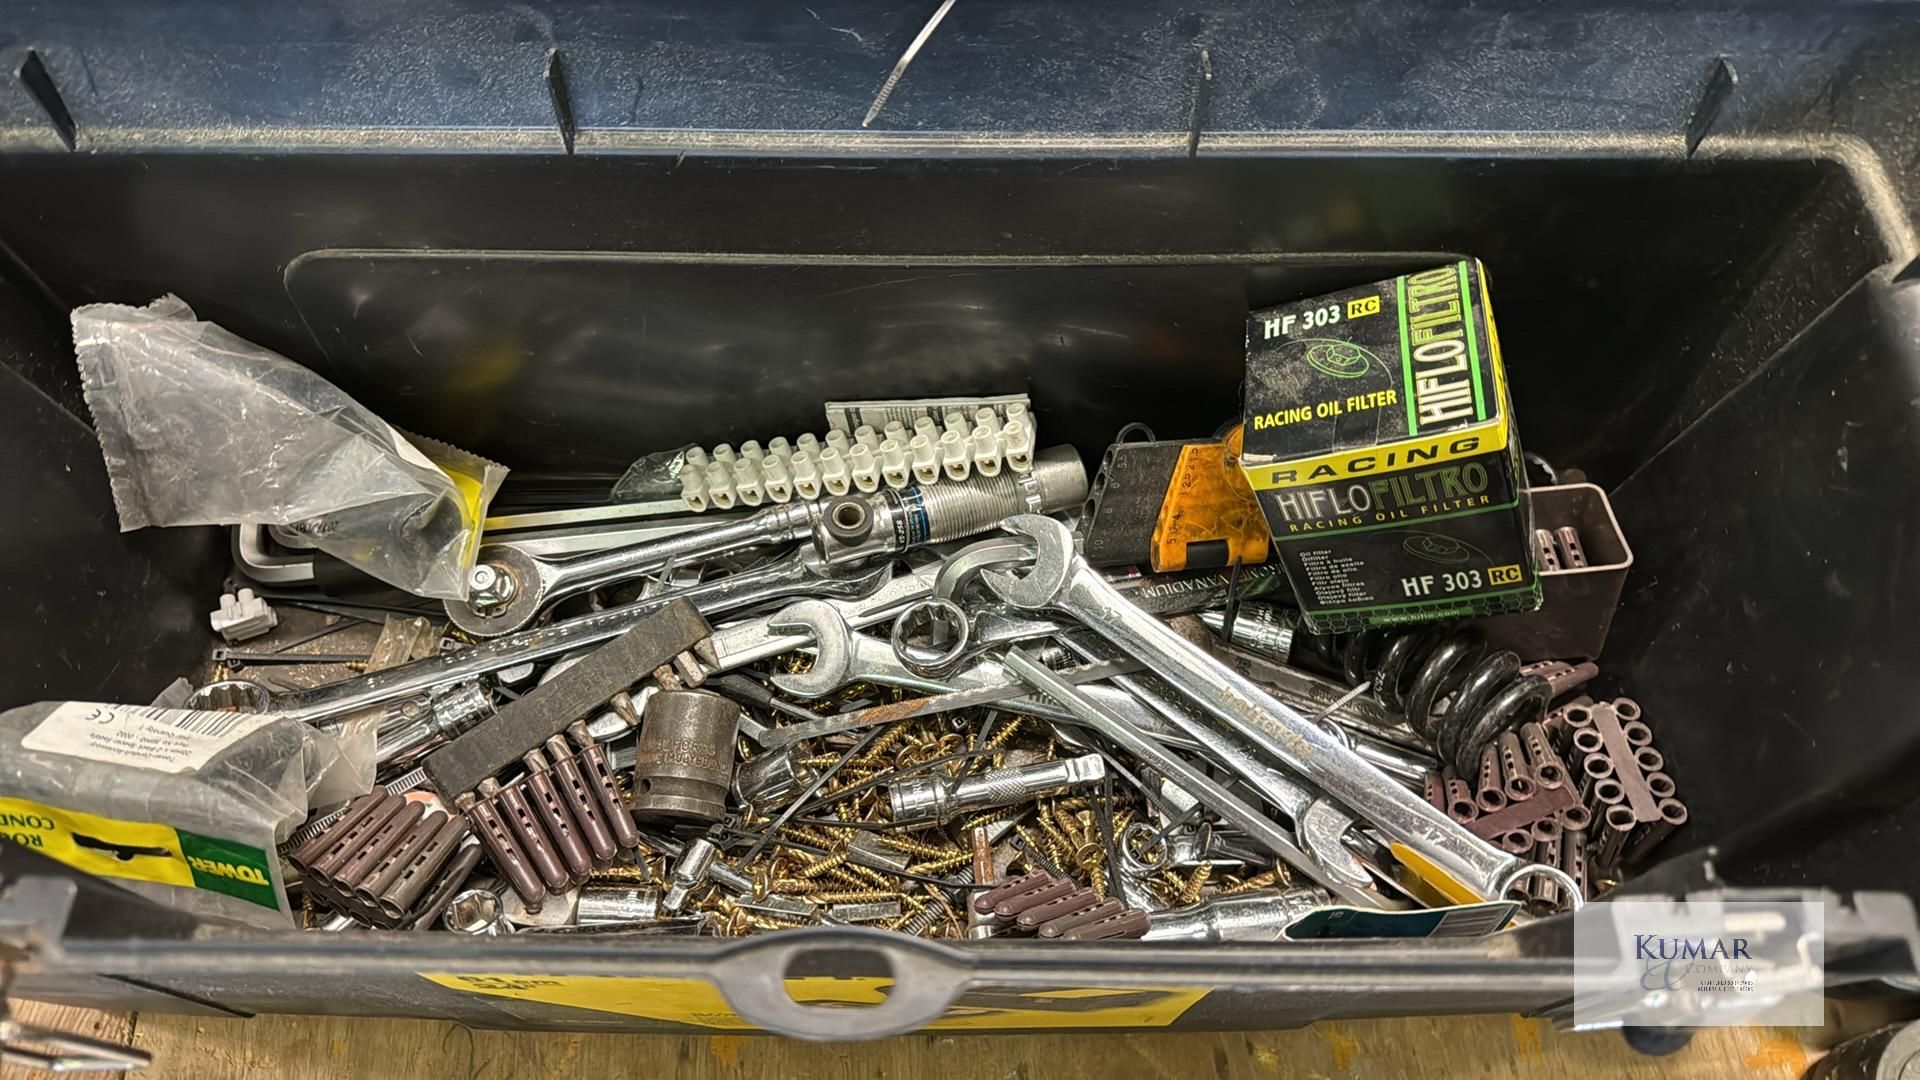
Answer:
1241 260 1510 491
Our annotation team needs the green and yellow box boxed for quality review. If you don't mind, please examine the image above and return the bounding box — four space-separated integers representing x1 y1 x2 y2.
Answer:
1239 260 1541 634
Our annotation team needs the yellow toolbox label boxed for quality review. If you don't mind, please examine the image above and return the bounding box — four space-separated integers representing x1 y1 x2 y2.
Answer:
419 973 1208 1031
0 795 279 909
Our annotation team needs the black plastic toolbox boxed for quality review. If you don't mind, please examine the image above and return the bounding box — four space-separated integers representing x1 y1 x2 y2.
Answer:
3 0 1920 1039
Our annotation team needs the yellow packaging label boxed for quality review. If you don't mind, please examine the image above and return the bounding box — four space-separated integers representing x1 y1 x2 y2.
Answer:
412 435 508 573
1241 420 1510 492
0 795 192 888
0 795 280 909
419 973 1207 1031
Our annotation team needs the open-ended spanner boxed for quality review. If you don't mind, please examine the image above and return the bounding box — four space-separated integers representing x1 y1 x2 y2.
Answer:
765 598 1076 699
446 502 819 637
274 551 889 725
984 515 1579 908
701 559 943 676
1056 633 1372 891
932 536 1037 601
446 446 1088 636
754 599 1171 750
932 536 1291 616
1004 649 1380 908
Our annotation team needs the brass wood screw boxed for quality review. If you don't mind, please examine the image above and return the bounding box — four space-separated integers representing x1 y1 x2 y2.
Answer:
1219 867 1286 896
797 848 852 879
906 849 972 875
1017 824 1066 872
749 915 811 932
879 834 963 860
814 889 899 904
1178 862 1215 905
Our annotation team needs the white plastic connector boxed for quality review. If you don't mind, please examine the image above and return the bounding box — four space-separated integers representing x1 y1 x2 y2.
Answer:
819 446 851 496
883 420 908 443
684 446 710 469
913 416 939 444
1002 418 1034 473
712 443 737 466
1005 401 1029 424
943 411 970 440
974 406 1001 434
854 425 881 454
790 450 822 499
210 588 278 643
825 429 851 454
733 459 764 506
741 440 765 465
680 468 710 512
767 436 792 461
706 461 737 509
848 443 880 492
910 434 940 484
879 438 910 488
940 429 971 481
761 454 793 502
796 432 821 457
970 424 1003 477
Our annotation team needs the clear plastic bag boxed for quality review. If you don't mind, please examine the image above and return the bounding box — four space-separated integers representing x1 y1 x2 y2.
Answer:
71 296 505 599
0 700 373 929
610 444 698 502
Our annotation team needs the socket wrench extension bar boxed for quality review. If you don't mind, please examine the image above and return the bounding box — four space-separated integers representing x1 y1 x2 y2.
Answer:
445 445 1087 636
987 515 1579 908
889 753 1107 824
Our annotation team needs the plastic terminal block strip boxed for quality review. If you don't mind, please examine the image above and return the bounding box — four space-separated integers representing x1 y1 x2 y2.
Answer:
678 399 1036 511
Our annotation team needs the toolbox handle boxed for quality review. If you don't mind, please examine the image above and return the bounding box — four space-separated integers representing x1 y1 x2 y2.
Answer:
709 930 968 1040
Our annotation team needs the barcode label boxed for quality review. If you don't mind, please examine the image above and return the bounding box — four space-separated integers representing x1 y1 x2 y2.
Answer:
24 701 278 774
1430 901 1521 938
101 704 251 738
171 710 244 736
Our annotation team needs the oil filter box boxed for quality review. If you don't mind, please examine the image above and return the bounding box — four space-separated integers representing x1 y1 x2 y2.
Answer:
1238 260 1541 634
